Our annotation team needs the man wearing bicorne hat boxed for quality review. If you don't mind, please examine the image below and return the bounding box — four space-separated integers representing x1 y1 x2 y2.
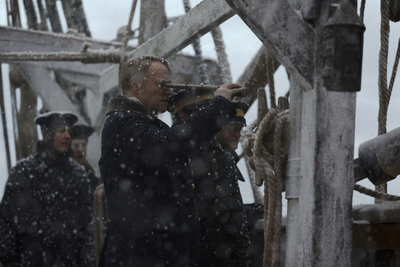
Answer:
71 124 100 191
0 111 95 267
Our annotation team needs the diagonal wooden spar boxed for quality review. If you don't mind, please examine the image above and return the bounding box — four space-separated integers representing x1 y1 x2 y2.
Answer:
226 0 315 91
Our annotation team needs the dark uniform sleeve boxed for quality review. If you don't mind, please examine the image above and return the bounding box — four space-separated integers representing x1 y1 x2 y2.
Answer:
74 169 96 265
228 182 255 267
117 96 237 167
0 164 28 264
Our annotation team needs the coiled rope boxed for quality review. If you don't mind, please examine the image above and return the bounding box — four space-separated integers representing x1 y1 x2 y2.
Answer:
243 108 289 267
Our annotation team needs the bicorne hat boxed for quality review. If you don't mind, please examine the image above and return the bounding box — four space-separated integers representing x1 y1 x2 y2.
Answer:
71 124 94 141
35 111 78 128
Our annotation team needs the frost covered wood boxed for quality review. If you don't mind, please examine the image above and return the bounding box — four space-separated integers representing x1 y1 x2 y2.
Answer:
127 0 235 60
226 0 315 90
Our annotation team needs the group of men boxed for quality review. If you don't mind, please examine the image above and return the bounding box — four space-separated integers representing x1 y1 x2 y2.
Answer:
0 56 259 267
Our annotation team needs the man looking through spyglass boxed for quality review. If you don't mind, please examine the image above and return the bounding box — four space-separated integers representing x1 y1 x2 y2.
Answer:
98 55 245 266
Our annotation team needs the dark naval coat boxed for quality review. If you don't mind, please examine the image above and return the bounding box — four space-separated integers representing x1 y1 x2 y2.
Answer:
0 142 95 267
190 138 255 267
98 95 236 267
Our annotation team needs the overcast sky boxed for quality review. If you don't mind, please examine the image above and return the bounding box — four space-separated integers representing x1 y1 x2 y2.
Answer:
0 0 400 209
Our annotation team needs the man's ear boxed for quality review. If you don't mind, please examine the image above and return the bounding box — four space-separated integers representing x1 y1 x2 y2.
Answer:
130 77 140 95
178 111 187 123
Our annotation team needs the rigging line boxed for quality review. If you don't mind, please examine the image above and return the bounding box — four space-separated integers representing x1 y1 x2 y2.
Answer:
388 37 400 97
360 0 366 23
122 0 138 51
182 0 209 84
378 0 390 136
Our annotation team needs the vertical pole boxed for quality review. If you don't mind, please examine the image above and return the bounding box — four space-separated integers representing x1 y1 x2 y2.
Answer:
284 76 302 266
0 65 12 173
138 0 166 45
45 0 63 33
297 1 355 265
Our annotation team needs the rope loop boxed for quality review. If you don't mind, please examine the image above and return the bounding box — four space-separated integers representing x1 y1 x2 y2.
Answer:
242 107 289 267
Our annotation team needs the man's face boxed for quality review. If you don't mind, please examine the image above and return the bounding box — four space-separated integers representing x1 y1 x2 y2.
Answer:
71 139 87 165
52 125 72 154
136 61 173 114
215 124 243 152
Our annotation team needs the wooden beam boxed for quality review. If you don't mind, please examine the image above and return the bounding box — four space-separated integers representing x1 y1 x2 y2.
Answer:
225 0 315 90
138 0 166 45
6 61 113 77
127 0 235 59
85 0 235 98
0 65 12 173
0 26 123 53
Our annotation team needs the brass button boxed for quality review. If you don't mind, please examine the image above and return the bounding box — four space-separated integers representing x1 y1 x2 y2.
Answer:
215 212 219 217
191 170 194 175
188 215 192 218
192 183 195 189
188 158 191 163
216 185 220 190
215 199 219 204
213 158 217 163
213 150 216 154
216 228 220 233
185 198 189 203
177 170 182 175
215 172 218 177
181 184 185 189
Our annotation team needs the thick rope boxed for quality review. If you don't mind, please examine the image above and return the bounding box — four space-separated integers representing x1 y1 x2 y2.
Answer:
376 0 391 200
388 37 400 98
240 129 263 203
271 111 288 266
243 108 288 267
360 0 366 23
122 0 138 51
378 0 390 136
211 26 232 83
253 110 276 267
354 184 400 201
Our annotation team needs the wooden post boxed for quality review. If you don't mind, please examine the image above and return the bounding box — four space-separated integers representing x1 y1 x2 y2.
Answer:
23 0 39 30
298 1 355 265
285 76 303 267
226 0 357 265
138 0 167 45
8 65 38 160
9 0 22 27
0 65 12 173
45 0 63 33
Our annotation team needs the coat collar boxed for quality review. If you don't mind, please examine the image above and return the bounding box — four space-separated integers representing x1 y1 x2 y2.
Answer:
105 96 158 122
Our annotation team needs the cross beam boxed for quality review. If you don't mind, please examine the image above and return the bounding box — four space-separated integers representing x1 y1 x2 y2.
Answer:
226 0 315 90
